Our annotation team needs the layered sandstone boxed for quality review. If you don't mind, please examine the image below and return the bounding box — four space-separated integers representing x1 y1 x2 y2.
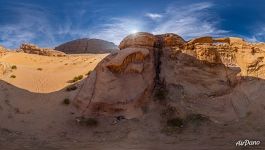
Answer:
75 33 157 118
119 32 157 49
160 35 265 122
20 43 66 57
55 38 119 54
75 32 265 123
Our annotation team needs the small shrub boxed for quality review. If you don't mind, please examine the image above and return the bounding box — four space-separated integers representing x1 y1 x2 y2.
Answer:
167 117 184 128
11 65 17 70
66 85 77 91
76 75 83 80
163 114 209 134
10 75 16 78
76 117 98 127
84 118 98 126
86 71 92 76
63 98 70 105
68 75 83 83
37 68 43 71
185 114 209 127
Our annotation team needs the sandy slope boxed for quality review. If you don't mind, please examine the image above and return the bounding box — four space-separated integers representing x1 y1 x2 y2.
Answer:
0 52 108 93
1 46 265 149
0 80 264 150
0 52 265 149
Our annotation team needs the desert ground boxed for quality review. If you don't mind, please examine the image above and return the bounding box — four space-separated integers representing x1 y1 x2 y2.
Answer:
1 33 265 150
0 52 107 93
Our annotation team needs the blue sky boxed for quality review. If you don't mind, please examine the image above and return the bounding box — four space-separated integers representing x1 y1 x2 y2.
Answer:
0 0 265 48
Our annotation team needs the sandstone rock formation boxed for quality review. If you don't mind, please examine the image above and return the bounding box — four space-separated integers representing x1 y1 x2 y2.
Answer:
0 45 8 55
119 32 157 49
75 33 156 118
19 43 66 57
0 45 6 52
160 35 265 122
55 38 119 54
74 32 265 123
157 33 186 48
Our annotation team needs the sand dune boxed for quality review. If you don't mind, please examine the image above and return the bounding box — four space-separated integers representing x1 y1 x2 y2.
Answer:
0 52 108 93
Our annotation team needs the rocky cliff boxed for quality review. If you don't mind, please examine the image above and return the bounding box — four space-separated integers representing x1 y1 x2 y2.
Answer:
55 38 119 54
19 43 66 57
74 32 265 123
74 33 156 118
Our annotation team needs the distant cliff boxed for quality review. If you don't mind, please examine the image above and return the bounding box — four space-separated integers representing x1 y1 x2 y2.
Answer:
55 38 119 54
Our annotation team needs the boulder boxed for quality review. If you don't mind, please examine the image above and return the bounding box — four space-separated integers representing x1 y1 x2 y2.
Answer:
75 39 155 117
157 33 186 47
119 32 157 49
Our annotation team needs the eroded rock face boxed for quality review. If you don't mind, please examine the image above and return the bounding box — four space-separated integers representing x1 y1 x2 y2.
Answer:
55 38 119 54
20 43 66 57
75 32 265 123
160 35 265 122
75 33 156 118
106 48 150 73
188 36 213 44
157 33 186 47
119 32 157 49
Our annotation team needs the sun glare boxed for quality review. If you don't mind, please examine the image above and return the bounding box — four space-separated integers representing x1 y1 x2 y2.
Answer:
130 29 138 34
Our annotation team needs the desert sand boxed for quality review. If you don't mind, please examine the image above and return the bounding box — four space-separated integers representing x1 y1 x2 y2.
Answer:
1 33 265 150
0 52 108 93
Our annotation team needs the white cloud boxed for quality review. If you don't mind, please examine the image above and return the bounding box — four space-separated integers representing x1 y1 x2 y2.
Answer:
145 13 163 20
89 2 228 45
0 3 54 48
0 1 229 48
152 2 228 39
245 27 265 43
0 2 89 49
245 36 259 42
89 18 144 45
0 25 35 49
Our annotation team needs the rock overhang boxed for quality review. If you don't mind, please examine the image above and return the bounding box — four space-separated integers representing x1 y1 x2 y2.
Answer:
119 32 186 49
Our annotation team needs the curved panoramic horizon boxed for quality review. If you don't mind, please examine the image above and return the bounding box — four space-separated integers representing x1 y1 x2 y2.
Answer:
1 0 265 147
1 0 265 49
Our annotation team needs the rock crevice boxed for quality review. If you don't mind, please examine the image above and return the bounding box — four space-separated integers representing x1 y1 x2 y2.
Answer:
74 33 265 123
